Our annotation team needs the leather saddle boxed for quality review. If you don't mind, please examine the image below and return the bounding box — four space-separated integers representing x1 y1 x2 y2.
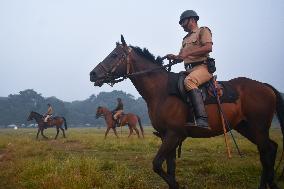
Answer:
168 72 239 104
112 112 125 127
44 116 55 127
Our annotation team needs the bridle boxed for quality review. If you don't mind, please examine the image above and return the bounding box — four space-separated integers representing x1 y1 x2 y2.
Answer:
95 44 181 86
96 107 111 118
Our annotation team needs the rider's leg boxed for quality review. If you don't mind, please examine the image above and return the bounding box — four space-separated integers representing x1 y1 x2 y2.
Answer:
113 112 119 128
184 65 212 128
44 115 50 129
44 115 49 122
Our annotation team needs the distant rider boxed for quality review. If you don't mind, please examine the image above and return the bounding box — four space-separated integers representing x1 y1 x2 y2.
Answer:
44 103 53 127
113 98 123 127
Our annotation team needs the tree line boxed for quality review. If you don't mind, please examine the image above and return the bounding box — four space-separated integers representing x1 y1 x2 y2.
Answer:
1 89 283 128
0 89 150 127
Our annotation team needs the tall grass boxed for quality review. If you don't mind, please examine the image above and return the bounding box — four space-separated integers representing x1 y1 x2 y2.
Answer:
0 127 283 189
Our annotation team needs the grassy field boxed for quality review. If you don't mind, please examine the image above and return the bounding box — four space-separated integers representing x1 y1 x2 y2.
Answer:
0 127 283 189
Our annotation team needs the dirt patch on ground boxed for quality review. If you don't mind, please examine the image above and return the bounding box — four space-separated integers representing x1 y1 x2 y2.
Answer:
48 139 89 152
0 149 12 161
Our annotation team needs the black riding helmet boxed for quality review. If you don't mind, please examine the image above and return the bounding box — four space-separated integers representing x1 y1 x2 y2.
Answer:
179 10 199 25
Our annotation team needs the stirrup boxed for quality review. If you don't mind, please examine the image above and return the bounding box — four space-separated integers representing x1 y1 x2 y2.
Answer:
185 119 211 130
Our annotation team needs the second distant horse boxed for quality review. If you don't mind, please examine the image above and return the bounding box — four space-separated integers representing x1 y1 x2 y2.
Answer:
96 106 144 139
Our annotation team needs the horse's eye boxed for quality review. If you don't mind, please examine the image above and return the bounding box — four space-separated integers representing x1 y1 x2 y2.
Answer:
111 53 118 58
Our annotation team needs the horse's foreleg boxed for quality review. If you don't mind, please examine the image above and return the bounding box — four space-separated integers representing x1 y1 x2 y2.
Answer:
36 128 40 139
40 128 48 139
112 128 119 138
127 128 133 138
55 128 59 139
166 149 177 179
104 127 111 139
152 131 180 189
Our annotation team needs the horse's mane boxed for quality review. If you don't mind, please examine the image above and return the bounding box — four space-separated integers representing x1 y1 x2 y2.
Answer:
130 46 164 66
31 111 43 117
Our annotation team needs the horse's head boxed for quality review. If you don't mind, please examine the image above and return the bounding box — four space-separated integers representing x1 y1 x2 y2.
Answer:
27 111 42 121
96 106 104 119
90 35 133 86
27 111 35 121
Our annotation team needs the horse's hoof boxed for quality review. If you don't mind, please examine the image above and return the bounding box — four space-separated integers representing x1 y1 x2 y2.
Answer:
169 182 180 189
258 186 268 189
268 182 279 189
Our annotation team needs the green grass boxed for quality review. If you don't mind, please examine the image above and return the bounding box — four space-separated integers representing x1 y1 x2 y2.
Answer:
0 127 283 189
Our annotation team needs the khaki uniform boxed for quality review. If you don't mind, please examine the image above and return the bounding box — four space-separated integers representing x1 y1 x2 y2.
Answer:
113 101 123 120
182 26 213 91
44 106 53 122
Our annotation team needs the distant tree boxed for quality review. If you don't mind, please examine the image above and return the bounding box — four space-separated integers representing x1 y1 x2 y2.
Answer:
0 89 150 127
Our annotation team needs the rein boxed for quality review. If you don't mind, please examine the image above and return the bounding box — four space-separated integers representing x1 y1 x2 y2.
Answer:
100 55 181 86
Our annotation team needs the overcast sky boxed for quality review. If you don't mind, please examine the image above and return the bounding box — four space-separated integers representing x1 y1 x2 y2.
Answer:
0 0 283 102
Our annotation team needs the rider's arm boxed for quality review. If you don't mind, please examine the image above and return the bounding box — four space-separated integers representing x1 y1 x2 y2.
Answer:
113 104 119 112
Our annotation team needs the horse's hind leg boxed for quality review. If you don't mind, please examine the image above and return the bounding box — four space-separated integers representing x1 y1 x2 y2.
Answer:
132 126 140 138
60 127 66 138
235 121 279 189
104 127 111 139
152 130 180 189
266 139 279 189
112 128 119 138
257 138 279 189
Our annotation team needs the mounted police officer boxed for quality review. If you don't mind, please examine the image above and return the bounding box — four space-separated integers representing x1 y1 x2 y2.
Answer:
113 98 124 127
43 103 53 128
165 10 214 129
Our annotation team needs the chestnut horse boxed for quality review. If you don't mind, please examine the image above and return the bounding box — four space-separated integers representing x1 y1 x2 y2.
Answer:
96 106 144 139
27 111 67 139
90 36 284 189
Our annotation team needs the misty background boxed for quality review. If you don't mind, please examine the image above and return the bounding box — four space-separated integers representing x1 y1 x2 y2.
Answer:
0 0 283 102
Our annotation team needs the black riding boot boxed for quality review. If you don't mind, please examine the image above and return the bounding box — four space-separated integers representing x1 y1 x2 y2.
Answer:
186 89 209 129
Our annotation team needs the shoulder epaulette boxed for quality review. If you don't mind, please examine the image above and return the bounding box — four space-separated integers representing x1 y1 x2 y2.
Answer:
199 26 212 36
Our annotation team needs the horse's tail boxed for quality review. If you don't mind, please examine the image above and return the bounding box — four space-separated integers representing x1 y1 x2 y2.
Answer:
265 83 284 177
137 115 144 138
62 117 68 130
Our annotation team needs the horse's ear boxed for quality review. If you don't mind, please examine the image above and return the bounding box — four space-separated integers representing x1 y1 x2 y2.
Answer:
121 34 127 47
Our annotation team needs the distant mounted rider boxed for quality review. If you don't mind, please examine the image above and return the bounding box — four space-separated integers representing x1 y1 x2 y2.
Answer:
112 98 124 127
44 103 53 125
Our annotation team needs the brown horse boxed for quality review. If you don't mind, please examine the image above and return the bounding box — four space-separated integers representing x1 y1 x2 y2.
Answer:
27 111 67 139
96 106 144 139
90 36 284 189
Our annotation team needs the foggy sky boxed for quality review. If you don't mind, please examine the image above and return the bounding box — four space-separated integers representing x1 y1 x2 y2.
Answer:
0 0 283 101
